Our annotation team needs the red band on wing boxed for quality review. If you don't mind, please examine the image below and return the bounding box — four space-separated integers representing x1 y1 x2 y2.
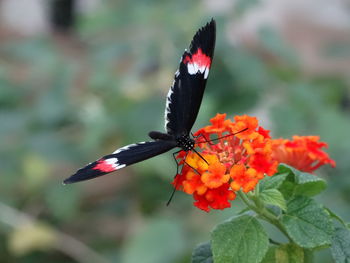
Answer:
93 159 116 172
183 48 211 68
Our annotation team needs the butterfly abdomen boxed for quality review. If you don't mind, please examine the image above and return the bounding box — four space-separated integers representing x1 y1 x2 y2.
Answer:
148 131 174 141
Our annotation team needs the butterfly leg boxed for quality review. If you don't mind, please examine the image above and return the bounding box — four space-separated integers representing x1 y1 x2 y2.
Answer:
172 150 182 175
167 150 183 206
167 150 201 206
172 150 201 174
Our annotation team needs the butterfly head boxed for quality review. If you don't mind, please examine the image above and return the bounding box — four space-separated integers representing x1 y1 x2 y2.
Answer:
176 134 195 151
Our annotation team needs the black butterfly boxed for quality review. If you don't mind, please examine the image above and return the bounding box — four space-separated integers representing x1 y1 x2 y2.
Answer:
64 19 216 184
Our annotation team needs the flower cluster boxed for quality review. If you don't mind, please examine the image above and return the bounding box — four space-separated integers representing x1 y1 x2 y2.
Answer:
173 114 278 212
271 136 336 172
173 114 336 212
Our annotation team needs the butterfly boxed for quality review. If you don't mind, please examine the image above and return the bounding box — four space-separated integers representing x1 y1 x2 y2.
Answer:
64 19 216 184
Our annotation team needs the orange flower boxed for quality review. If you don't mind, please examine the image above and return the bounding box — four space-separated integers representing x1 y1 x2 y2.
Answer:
172 114 336 212
173 113 278 212
271 136 336 172
230 164 259 193
202 160 230 189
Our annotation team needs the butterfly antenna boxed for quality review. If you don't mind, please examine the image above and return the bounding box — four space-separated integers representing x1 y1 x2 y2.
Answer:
192 148 209 164
196 128 248 144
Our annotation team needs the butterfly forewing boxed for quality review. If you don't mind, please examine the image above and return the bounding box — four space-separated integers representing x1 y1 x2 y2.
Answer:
165 19 216 136
64 140 177 184
65 19 216 184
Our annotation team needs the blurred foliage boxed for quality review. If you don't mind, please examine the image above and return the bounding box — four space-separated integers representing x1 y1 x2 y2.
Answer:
0 0 349 262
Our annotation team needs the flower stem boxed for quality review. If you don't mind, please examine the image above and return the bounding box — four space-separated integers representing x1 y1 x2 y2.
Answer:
238 191 293 243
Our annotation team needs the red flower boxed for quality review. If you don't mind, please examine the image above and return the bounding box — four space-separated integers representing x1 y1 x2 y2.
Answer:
271 136 336 172
193 184 235 212
173 114 278 212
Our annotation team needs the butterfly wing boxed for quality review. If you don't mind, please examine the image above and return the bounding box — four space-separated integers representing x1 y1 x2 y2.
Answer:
64 140 176 184
164 19 216 136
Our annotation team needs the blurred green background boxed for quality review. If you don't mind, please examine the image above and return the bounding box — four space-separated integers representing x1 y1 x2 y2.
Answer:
0 0 349 262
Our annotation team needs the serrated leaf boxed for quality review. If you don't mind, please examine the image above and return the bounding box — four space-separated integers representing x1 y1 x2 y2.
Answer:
277 164 300 177
192 242 213 263
277 164 327 198
211 215 269 263
281 196 334 248
294 172 327 197
277 164 300 200
325 207 348 227
331 227 350 263
260 189 287 211
259 173 288 191
279 181 296 201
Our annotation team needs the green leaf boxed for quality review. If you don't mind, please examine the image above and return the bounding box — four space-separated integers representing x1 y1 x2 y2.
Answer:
281 196 334 248
277 164 300 177
275 244 304 263
259 173 288 191
331 227 350 263
260 189 287 211
279 180 296 201
261 244 304 263
294 172 327 197
261 246 277 263
211 215 269 263
325 207 348 227
277 164 302 200
277 164 327 199
237 207 251 215
192 242 213 263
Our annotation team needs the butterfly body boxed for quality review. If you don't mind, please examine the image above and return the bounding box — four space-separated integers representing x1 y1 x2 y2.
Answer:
148 131 195 152
64 19 216 184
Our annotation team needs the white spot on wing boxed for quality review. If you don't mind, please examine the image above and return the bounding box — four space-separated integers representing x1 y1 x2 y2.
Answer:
103 157 122 170
164 79 175 132
104 158 126 170
199 65 205 73
115 164 126 169
204 67 209 79
187 63 208 76
113 144 136 154
187 63 196 74
113 142 146 154
105 158 118 165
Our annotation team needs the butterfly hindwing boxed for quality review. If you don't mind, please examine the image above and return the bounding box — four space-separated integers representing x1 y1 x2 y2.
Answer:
165 19 216 136
64 140 177 184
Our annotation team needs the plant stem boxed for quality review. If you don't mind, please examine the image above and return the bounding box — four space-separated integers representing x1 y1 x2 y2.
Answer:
238 191 293 243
